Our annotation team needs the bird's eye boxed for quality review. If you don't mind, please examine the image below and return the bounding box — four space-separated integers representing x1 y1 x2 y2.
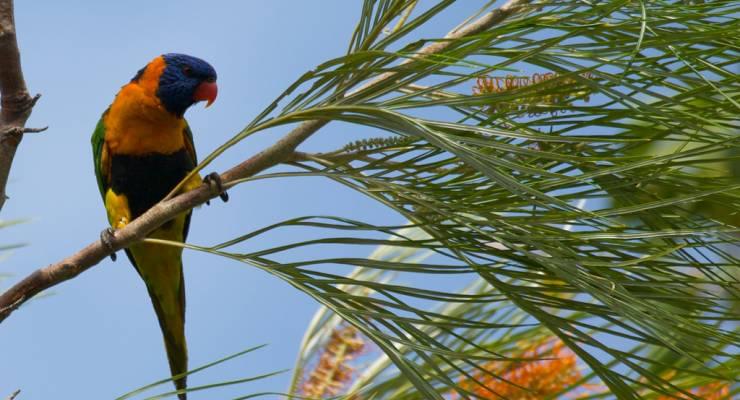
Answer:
182 66 193 76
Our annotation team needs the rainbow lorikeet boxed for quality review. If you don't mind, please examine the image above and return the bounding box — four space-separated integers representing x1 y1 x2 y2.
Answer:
91 53 227 399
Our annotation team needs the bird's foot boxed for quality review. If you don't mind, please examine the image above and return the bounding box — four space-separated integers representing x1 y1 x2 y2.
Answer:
100 227 118 262
204 172 229 205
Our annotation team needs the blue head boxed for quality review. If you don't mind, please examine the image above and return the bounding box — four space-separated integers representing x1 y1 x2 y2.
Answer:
153 53 218 117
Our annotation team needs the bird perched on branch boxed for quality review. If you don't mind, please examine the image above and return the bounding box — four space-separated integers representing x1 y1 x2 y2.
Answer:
91 53 228 399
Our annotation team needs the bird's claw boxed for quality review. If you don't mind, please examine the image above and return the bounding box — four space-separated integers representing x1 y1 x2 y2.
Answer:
204 172 229 205
100 227 118 262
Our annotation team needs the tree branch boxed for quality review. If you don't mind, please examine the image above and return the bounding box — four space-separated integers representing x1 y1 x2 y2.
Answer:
0 0 41 212
0 0 532 324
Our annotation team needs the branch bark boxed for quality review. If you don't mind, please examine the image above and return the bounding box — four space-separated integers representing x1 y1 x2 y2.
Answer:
0 0 41 212
0 0 531 324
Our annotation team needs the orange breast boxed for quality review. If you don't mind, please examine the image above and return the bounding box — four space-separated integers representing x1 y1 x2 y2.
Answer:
104 56 186 156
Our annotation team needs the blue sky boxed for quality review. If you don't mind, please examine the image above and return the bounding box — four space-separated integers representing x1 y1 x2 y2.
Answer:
0 1 480 399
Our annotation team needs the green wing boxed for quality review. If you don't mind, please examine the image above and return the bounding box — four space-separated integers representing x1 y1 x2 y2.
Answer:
182 121 197 165
91 108 110 200
181 121 197 243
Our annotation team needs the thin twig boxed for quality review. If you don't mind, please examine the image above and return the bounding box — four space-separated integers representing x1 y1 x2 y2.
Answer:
0 0 532 324
0 0 41 212
0 125 48 137
5 390 20 400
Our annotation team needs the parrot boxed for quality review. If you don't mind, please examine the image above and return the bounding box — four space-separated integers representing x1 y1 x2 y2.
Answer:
91 53 227 400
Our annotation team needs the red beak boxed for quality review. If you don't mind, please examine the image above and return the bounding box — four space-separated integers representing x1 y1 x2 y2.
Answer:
193 81 218 108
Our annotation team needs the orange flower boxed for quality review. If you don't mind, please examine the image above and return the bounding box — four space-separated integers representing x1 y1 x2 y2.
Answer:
300 325 366 398
457 339 583 399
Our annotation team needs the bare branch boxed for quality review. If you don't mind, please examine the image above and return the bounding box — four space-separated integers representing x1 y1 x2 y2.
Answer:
0 0 532 324
1 125 47 136
0 0 40 212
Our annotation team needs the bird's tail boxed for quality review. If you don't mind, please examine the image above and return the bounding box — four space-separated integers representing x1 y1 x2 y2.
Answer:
128 244 189 400
146 273 188 400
